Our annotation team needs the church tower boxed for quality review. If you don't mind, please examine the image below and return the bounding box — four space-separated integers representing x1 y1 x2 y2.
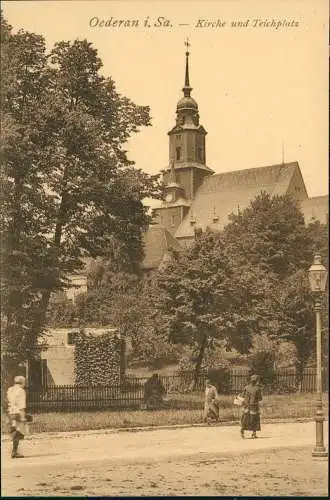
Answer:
155 40 213 235
164 39 213 200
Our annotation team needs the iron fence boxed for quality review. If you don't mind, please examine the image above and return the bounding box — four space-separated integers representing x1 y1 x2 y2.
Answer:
24 368 328 413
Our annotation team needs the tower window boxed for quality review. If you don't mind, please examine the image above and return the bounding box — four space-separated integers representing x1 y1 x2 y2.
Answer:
171 215 175 226
198 147 203 160
176 147 181 160
176 135 182 140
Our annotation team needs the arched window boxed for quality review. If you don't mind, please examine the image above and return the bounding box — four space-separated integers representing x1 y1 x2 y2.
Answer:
176 147 181 160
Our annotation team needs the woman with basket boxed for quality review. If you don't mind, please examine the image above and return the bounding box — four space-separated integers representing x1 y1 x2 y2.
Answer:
235 374 262 439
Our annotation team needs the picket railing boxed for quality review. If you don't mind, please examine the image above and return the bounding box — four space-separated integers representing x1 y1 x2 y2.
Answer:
24 368 328 413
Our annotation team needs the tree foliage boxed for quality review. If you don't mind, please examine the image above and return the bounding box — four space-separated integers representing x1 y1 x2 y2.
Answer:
223 192 313 277
1 15 160 372
223 194 328 380
48 264 181 369
153 193 328 379
74 330 123 385
156 232 235 343
271 271 314 378
154 231 256 383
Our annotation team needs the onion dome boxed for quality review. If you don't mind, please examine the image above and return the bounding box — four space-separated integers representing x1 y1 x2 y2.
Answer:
177 95 198 111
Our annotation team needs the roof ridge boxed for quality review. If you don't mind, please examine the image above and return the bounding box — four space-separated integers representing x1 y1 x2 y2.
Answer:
210 161 298 179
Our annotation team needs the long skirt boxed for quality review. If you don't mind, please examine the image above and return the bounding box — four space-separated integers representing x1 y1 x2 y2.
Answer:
203 401 219 421
241 411 261 431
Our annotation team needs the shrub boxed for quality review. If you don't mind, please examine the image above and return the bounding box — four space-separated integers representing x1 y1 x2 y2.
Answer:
74 330 123 385
248 350 276 387
207 367 231 394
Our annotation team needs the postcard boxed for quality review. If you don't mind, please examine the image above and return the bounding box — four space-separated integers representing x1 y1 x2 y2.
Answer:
1 0 328 497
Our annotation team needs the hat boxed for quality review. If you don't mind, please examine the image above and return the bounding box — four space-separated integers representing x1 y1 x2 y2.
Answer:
14 375 26 385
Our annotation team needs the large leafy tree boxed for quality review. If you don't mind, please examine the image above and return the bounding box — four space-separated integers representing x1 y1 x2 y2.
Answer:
155 230 254 385
306 219 329 271
48 271 181 370
271 270 315 388
223 192 313 277
153 193 327 384
305 219 329 369
223 194 328 382
262 265 327 389
1 16 53 374
1 15 160 376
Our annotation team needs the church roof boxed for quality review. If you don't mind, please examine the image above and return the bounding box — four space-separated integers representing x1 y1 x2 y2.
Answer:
300 195 328 225
141 226 182 270
175 161 306 239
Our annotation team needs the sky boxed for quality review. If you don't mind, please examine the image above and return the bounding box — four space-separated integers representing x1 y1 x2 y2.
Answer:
3 0 329 198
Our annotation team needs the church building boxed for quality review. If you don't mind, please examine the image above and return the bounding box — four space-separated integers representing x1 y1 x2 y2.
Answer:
60 42 328 283
147 42 328 255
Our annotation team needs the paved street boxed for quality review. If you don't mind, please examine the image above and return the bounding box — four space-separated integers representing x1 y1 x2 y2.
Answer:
1 421 328 496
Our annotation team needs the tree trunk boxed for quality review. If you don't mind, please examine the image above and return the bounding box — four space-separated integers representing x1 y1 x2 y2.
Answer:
31 172 69 337
296 362 305 393
193 334 208 390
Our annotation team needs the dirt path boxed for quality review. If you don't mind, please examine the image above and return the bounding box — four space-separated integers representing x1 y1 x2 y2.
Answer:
2 422 328 496
2 447 328 496
2 421 327 469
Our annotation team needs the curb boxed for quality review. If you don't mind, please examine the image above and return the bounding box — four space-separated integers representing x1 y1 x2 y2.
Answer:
1 417 317 442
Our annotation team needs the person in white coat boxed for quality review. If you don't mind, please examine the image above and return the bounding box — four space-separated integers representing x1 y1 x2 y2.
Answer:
7 376 27 458
203 378 219 423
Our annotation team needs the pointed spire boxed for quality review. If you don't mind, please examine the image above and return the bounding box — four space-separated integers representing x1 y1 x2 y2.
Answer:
183 38 192 97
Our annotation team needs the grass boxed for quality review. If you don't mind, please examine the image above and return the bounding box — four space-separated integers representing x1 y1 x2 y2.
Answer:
2 392 328 434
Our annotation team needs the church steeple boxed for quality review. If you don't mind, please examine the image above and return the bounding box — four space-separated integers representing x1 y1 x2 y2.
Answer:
164 40 213 201
175 39 200 127
183 38 192 96
154 40 214 234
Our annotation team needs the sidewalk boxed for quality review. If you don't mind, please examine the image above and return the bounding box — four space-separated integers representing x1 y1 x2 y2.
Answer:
2 421 328 472
0 416 316 442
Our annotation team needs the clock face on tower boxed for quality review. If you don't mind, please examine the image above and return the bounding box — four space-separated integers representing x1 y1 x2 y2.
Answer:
165 193 174 202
